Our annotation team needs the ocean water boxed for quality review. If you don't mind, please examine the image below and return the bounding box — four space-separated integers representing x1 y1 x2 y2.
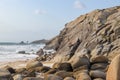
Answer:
0 43 45 62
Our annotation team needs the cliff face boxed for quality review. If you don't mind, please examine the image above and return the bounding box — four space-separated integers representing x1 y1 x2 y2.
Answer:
45 6 120 62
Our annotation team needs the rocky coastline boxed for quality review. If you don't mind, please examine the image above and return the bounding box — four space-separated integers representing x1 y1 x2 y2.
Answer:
0 6 120 80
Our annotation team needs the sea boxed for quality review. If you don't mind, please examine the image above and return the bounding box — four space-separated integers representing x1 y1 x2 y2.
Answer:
0 42 45 62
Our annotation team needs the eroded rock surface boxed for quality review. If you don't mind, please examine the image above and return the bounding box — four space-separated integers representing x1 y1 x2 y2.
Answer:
45 6 120 62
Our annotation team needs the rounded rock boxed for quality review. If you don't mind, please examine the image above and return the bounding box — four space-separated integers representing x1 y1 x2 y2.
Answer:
90 55 108 63
70 55 90 69
90 70 106 79
26 60 43 70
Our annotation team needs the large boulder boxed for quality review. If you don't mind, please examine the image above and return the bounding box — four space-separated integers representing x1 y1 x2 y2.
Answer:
0 69 11 80
106 54 120 80
26 60 43 70
73 65 89 78
90 55 108 63
69 55 90 69
52 62 73 71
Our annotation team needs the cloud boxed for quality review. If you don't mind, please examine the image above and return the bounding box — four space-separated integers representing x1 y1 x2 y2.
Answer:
74 0 86 9
35 9 47 15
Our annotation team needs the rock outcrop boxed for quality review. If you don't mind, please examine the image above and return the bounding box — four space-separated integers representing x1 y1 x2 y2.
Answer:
43 6 120 80
45 6 120 62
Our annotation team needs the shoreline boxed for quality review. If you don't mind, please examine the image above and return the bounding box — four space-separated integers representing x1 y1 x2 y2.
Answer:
0 60 28 69
0 59 54 69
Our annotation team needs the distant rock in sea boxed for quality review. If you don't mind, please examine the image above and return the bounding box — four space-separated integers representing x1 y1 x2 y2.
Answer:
19 41 27 45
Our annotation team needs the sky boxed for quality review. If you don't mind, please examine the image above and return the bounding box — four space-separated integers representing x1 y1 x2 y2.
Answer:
0 0 120 42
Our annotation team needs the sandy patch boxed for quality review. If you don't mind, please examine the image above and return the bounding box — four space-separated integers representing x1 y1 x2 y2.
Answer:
0 60 28 69
0 60 54 69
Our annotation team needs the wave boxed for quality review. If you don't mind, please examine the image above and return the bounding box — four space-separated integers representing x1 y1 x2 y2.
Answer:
0 44 45 61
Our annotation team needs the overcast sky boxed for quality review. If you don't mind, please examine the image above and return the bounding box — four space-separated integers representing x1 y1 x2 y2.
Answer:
0 0 120 42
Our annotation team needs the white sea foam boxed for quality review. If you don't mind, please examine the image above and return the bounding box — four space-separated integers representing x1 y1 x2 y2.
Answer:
0 44 45 61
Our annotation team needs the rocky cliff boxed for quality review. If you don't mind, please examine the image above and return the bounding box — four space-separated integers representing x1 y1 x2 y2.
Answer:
45 6 120 62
